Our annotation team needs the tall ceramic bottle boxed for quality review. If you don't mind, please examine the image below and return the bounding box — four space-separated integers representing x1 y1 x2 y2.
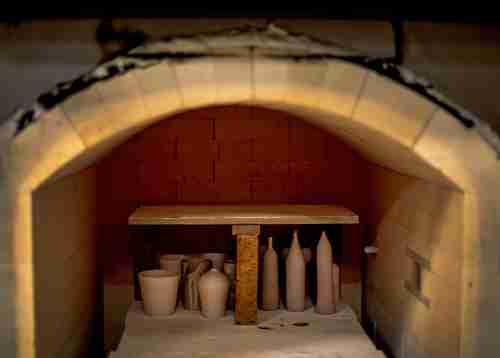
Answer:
316 231 335 314
262 237 280 310
286 230 306 312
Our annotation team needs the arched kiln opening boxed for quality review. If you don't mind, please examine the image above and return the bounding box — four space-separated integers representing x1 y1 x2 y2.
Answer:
1 32 499 358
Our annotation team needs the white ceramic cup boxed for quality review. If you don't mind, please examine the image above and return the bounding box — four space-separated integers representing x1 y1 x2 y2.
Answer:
139 270 179 317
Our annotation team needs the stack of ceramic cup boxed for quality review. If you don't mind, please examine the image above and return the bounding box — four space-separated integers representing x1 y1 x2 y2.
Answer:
138 252 231 319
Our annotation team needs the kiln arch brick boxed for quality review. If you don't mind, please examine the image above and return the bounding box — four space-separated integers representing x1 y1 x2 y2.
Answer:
1 32 499 358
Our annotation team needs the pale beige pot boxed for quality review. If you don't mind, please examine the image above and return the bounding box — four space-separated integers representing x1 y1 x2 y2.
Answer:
201 253 225 271
183 259 211 310
139 270 179 317
198 268 230 319
286 230 306 312
315 231 335 314
262 237 280 310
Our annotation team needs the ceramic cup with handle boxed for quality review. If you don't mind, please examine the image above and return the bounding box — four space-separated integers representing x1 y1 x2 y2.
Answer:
183 259 212 310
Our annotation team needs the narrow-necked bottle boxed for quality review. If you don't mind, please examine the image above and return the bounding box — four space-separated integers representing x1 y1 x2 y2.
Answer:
262 237 280 310
316 231 335 314
286 230 306 312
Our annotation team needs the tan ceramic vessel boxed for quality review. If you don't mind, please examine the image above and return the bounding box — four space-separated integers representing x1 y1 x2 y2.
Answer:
262 237 280 310
139 270 179 317
316 231 335 314
286 230 306 312
198 268 230 319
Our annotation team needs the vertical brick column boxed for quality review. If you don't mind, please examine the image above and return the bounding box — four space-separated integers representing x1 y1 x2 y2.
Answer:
233 225 260 325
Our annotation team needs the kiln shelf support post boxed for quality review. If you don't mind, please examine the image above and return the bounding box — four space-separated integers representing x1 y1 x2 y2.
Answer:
233 224 260 325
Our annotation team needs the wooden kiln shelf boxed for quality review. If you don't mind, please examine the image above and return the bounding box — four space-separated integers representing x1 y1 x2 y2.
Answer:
128 204 358 325
128 205 359 225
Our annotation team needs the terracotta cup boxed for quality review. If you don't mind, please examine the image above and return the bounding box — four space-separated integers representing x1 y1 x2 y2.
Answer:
139 270 179 317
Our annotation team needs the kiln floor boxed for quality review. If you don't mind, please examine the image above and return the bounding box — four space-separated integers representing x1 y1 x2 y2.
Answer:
110 302 384 358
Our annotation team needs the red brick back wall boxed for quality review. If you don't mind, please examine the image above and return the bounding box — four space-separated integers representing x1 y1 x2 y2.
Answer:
97 106 368 284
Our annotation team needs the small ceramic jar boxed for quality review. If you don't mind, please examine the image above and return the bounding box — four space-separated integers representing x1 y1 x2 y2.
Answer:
198 268 229 319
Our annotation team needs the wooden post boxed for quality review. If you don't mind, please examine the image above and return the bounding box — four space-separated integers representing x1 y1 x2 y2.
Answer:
232 225 260 325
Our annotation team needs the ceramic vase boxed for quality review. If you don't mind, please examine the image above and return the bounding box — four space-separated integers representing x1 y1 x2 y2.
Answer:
224 259 236 310
198 268 230 319
202 253 225 271
262 237 280 310
139 270 179 317
286 230 306 312
316 231 335 314
183 259 211 310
